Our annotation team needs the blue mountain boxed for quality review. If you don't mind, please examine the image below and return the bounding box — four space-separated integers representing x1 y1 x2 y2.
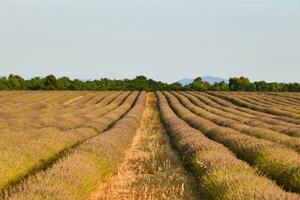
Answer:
178 76 228 86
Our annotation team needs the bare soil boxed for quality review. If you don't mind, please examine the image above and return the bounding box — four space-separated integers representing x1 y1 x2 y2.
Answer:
89 92 199 200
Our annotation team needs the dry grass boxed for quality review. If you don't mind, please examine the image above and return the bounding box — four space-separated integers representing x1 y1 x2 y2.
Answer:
230 93 300 115
245 93 300 107
267 93 300 104
173 92 300 152
90 93 199 200
157 92 299 200
0 91 111 131
163 91 300 193
185 92 300 131
0 92 136 192
0 92 124 150
1 91 300 200
208 92 300 123
64 95 84 105
241 92 300 109
2 92 146 200
200 92 300 128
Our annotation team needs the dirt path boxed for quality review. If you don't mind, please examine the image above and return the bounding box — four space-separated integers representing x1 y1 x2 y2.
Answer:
89 92 199 200
64 95 85 105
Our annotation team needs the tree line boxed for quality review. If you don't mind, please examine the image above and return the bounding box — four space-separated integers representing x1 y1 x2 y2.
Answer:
0 74 299 92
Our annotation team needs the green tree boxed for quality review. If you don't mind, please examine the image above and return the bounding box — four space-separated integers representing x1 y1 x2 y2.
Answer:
132 76 149 91
254 81 268 92
57 77 72 90
0 77 8 90
0 74 298 92
44 75 57 90
189 77 211 91
8 74 25 90
28 77 45 90
211 81 229 91
229 77 251 91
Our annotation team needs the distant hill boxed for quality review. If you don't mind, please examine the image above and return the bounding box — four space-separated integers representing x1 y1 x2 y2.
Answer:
178 76 228 86
203 76 228 84
177 78 194 86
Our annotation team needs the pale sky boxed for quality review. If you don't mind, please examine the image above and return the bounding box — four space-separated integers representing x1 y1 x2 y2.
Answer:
0 0 299 83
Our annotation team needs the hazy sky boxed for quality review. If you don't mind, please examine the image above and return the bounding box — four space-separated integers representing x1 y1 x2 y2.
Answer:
0 0 299 83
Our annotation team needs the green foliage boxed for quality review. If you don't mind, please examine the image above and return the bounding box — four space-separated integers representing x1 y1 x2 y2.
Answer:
0 77 9 90
187 77 211 91
56 76 72 90
211 81 230 91
229 76 251 91
8 74 26 90
44 75 57 90
0 74 299 91
27 77 44 90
